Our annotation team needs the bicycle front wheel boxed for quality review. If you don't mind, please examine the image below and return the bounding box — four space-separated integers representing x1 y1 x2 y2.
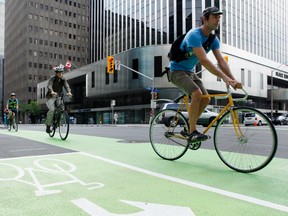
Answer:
7 120 11 131
14 115 18 132
149 109 189 161
59 111 70 140
214 107 277 173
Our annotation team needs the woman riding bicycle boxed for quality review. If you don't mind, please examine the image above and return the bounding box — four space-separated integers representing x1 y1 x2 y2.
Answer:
168 6 241 142
45 66 72 133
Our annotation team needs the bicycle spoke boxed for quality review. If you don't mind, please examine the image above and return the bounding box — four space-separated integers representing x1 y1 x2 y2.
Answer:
149 109 189 161
214 107 277 173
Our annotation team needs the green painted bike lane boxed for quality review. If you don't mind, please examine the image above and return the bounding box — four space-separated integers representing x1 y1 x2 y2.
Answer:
0 130 287 216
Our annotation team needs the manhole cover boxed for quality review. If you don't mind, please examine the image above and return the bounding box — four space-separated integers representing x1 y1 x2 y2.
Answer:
117 140 149 144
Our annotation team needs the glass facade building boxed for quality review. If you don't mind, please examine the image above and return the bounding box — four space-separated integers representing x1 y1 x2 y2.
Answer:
90 0 287 64
37 0 288 124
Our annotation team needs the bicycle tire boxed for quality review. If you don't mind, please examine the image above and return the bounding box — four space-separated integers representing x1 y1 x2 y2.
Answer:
59 111 69 140
214 107 277 173
49 125 56 137
14 114 18 132
149 109 190 161
7 120 11 131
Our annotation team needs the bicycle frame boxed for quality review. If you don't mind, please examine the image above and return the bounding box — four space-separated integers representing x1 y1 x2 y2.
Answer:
176 86 249 137
150 86 277 172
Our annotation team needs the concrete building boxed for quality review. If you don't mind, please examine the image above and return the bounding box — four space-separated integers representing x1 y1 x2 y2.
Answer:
0 0 4 123
37 0 288 124
4 0 90 123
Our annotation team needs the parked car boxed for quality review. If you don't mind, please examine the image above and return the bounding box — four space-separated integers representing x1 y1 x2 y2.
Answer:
243 113 267 126
272 114 288 125
159 103 219 127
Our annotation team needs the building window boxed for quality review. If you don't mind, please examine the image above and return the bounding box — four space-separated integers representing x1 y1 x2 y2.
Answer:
248 70 251 87
132 59 139 79
91 71 95 88
260 73 264 90
241 68 245 86
154 56 162 77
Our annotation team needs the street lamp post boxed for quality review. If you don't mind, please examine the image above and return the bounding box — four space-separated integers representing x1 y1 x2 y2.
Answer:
270 63 288 118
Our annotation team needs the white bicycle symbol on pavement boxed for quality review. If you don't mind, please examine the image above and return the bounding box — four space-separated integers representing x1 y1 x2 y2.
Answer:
0 158 104 196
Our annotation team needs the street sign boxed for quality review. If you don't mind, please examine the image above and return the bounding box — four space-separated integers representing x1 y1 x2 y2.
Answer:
115 60 121 71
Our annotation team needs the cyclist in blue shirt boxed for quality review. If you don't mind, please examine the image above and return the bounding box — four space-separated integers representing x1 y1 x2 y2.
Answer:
6 92 19 126
169 6 241 142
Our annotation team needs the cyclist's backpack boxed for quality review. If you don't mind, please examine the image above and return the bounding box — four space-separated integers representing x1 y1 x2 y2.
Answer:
168 33 216 62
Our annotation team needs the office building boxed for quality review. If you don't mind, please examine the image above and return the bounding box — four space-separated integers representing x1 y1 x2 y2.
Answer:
37 0 288 124
0 0 4 123
4 0 90 123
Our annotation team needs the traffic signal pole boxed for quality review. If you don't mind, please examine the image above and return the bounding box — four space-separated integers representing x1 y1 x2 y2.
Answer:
117 63 156 118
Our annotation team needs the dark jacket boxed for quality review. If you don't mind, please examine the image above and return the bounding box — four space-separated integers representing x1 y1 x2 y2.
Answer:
46 75 71 99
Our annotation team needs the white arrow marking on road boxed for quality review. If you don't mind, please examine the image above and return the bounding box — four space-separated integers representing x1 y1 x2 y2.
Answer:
72 198 195 216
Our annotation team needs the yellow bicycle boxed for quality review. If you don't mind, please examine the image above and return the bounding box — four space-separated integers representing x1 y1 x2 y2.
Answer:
149 86 278 173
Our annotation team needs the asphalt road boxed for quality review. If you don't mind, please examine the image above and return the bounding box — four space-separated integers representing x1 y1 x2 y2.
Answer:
6 123 287 159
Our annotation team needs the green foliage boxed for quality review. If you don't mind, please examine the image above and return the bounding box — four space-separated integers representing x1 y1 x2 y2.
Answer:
19 101 41 115
28 101 41 116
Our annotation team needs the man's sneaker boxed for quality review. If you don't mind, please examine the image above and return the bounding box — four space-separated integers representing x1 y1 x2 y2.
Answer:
46 125 51 133
188 130 211 142
180 129 189 137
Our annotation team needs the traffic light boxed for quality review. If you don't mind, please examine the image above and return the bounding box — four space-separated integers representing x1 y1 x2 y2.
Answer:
107 56 114 74
223 55 228 62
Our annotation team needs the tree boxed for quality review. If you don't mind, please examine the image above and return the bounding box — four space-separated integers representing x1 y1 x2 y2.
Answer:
19 101 41 124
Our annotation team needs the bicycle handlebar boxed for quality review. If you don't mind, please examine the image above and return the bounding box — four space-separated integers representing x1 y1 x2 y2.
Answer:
215 85 248 102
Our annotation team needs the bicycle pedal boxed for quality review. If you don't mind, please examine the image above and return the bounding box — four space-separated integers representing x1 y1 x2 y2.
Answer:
188 141 201 150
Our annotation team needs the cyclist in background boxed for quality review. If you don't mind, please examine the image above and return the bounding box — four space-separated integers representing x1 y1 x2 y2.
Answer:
6 93 19 127
168 6 241 142
45 66 72 133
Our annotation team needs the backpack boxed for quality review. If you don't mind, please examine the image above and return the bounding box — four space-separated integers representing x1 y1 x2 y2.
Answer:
168 33 216 62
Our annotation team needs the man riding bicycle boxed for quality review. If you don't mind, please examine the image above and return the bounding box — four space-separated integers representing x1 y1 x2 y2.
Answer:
45 66 72 133
6 92 19 127
168 6 241 142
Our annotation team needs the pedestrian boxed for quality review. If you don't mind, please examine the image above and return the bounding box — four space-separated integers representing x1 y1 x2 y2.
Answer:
114 112 119 125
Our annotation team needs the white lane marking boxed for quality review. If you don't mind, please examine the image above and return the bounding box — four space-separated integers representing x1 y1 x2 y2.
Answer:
9 148 47 152
0 152 78 161
80 152 288 213
72 198 196 216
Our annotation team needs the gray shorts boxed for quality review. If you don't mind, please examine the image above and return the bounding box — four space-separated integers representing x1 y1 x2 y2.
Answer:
168 71 208 96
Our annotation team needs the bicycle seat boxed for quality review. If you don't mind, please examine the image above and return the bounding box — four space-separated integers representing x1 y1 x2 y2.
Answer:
173 94 190 103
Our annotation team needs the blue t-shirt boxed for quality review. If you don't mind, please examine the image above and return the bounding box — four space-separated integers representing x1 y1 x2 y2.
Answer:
169 27 220 72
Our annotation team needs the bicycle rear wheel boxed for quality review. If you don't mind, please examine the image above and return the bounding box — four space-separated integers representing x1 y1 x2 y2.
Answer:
149 109 189 160
214 107 277 173
59 111 69 140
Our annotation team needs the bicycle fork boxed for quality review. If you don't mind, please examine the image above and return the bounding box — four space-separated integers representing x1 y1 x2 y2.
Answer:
230 109 248 144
